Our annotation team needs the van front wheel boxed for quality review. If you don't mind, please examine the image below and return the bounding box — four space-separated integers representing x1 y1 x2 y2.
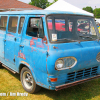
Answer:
20 67 41 93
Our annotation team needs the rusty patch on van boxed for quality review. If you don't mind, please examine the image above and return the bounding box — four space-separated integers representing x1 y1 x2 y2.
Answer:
40 15 44 17
47 46 49 52
36 44 44 48
18 50 26 60
53 46 58 49
30 39 35 46
32 37 38 40
42 36 48 44
7 33 14 37
21 61 29 66
30 37 38 46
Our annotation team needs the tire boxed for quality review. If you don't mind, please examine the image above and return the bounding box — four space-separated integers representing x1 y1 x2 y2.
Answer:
20 67 41 94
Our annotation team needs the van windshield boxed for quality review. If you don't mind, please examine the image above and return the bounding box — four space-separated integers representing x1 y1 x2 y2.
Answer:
47 15 99 43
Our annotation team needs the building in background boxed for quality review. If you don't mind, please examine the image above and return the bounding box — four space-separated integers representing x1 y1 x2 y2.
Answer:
0 0 42 12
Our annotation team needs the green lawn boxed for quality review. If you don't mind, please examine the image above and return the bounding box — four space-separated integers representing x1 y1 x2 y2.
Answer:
0 66 100 100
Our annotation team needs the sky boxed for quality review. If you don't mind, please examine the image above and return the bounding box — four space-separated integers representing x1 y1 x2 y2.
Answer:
18 0 100 9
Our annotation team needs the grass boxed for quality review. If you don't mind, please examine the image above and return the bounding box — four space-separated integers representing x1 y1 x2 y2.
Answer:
0 66 100 100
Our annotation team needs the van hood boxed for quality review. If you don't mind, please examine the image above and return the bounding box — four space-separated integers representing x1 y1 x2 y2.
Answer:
47 41 100 75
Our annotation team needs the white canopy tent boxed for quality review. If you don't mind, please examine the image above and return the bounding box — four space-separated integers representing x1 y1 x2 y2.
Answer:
45 0 93 16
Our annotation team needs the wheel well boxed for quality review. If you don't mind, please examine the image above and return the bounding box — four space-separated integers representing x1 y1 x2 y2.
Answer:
19 64 29 74
19 64 37 86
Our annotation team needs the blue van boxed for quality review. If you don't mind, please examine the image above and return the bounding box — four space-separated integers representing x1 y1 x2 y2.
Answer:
0 10 100 93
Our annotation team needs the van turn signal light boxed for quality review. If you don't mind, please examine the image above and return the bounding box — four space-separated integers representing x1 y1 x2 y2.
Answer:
50 78 57 82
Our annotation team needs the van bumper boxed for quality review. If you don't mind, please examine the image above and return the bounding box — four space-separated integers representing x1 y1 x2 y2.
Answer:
55 75 100 91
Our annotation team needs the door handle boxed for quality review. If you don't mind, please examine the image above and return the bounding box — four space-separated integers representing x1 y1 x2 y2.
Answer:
3 39 6 42
14 38 17 41
20 45 24 48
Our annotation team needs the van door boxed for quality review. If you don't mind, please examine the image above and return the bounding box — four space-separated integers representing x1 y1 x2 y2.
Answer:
19 15 47 72
4 15 25 71
5 16 19 65
0 16 8 58
14 16 25 70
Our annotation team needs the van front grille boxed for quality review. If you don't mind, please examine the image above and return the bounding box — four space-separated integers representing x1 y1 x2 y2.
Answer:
67 66 98 83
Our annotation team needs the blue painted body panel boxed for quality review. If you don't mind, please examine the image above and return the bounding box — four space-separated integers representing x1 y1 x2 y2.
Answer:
46 41 100 88
0 30 5 58
0 10 99 90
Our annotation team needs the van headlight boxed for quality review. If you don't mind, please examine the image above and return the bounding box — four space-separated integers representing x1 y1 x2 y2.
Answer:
55 57 77 70
55 59 64 69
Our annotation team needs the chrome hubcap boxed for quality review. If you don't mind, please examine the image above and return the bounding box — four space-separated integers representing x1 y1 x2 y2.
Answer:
23 71 33 90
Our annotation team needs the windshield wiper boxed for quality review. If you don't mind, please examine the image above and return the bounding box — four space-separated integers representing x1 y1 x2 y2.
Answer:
57 38 81 43
79 35 95 39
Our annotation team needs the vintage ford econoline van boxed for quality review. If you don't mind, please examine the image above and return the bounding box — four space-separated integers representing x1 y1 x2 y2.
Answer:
0 10 100 93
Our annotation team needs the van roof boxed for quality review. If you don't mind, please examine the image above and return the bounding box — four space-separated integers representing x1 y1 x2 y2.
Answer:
0 10 93 17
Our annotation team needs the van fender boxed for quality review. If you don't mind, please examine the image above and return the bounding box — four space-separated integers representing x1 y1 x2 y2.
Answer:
19 61 37 83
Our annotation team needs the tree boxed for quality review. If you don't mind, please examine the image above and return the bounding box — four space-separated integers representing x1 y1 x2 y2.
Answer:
93 8 100 18
82 6 93 13
29 0 49 9
46 0 58 7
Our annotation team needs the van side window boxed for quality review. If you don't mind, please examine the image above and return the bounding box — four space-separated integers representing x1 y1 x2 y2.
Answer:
18 17 25 34
0 16 8 31
8 16 18 33
26 17 44 38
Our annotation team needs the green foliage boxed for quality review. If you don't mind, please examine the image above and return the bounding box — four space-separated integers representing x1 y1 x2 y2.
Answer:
82 6 93 13
46 0 58 7
82 6 100 18
93 8 100 18
29 0 49 9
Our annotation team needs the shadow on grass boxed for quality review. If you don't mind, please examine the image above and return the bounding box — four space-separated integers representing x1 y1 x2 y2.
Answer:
35 79 100 100
0 66 20 81
8 71 20 80
1 66 100 100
